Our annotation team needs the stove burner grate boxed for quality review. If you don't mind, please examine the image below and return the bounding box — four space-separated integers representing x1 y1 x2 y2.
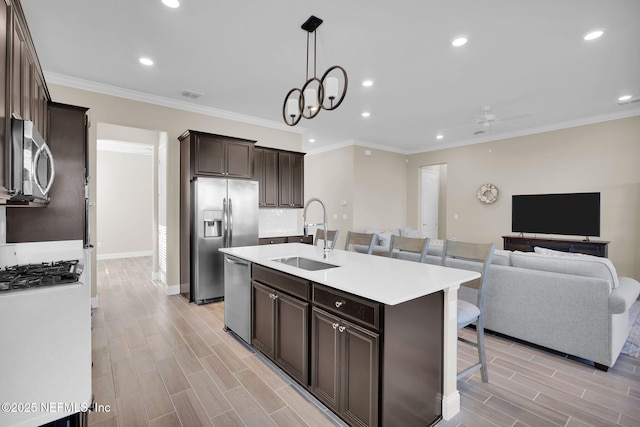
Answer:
0 260 83 293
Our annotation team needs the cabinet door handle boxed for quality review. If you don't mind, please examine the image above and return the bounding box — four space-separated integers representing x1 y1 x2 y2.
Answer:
338 325 346 333
335 300 345 308
332 323 339 330
269 293 278 300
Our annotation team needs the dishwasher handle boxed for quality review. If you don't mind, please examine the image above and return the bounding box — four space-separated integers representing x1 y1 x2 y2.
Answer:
225 256 250 267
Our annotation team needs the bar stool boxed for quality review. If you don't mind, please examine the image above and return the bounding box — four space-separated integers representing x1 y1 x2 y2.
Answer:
387 235 431 263
344 231 377 254
314 229 340 250
441 239 495 382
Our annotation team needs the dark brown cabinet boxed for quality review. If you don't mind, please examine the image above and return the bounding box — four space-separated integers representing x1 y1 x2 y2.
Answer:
179 130 255 179
258 235 313 245
1 0 50 202
0 0 8 200
502 235 609 257
9 3 47 135
311 307 379 427
254 147 305 208
251 266 310 385
278 151 304 207
250 265 445 427
254 147 278 207
7 103 88 242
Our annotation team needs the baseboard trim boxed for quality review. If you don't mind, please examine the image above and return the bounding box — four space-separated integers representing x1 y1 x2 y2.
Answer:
441 390 460 420
165 283 180 296
97 251 152 260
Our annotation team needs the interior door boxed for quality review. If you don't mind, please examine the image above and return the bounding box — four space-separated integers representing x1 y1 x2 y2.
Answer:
421 168 439 239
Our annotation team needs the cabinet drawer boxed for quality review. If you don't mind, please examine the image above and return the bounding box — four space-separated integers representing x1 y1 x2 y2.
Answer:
252 264 310 300
313 284 380 330
259 237 287 245
287 235 313 244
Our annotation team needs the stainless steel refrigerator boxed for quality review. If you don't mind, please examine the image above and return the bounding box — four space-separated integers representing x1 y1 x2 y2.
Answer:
190 178 258 304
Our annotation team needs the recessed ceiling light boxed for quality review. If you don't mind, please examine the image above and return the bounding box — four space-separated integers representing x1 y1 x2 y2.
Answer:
361 112 371 118
309 138 316 143
161 0 180 8
452 37 468 47
618 95 632 102
436 134 444 140
584 30 604 41
139 57 154 66
362 80 373 87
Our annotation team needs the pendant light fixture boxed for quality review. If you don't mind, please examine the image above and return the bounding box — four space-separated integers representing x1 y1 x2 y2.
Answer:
283 16 348 126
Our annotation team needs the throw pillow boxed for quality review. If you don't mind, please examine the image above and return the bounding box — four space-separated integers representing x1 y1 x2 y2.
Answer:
365 229 390 247
399 227 423 238
534 247 582 257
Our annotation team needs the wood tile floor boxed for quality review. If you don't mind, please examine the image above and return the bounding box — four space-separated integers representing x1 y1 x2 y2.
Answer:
90 257 640 427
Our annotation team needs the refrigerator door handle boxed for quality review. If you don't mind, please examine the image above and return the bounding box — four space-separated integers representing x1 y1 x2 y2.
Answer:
228 198 233 247
223 198 228 247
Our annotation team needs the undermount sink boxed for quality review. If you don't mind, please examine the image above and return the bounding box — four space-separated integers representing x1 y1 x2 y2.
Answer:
271 256 339 271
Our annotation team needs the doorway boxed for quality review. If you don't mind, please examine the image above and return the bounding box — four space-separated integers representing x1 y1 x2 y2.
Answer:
421 164 447 239
96 123 168 283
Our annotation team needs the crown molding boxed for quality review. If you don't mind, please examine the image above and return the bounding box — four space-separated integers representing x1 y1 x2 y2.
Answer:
44 71 306 135
304 138 411 156
407 107 640 154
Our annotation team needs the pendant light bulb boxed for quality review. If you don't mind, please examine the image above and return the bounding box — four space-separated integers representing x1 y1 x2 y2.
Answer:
325 77 339 101
304 88 317 111
287 98 298 118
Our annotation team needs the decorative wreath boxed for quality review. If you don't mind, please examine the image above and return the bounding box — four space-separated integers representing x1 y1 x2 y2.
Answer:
477 183 498 204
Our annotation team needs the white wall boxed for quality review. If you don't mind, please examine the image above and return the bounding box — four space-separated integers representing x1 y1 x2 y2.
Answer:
96 150 153 258
407 116 640 280
305 145 407 248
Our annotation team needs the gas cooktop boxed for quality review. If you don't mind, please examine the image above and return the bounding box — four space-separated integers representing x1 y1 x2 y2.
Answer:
0 260 83 293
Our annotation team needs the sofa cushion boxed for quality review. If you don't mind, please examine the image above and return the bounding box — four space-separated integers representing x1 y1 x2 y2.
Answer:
608 277 640 314
365 228 399 248
492 249 512 266
399 227 424 238
511 250 619 288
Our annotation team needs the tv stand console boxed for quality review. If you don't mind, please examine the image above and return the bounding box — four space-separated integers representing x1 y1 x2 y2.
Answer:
502 235 609 258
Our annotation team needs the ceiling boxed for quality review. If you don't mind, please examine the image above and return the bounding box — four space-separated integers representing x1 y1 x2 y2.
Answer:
21 0 640 154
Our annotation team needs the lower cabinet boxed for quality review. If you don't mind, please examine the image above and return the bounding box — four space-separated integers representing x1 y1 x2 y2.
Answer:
250 265 444 427
251 280 309 384
311 307 379 427
259 235 313 245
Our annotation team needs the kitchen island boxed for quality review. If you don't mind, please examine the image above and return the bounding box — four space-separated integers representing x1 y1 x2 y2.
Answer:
220 243 479 426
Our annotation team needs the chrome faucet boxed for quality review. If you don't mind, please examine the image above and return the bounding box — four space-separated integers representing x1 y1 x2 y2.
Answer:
303 197 330 258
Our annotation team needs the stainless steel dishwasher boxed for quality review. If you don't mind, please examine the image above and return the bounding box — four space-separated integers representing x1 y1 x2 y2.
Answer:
223 255 252 343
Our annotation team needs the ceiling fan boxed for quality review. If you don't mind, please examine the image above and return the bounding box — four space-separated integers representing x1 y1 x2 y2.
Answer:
441 106 533 136
474 105 532 128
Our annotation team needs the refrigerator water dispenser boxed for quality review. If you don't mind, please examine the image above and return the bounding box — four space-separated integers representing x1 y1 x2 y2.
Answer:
203 210 222 237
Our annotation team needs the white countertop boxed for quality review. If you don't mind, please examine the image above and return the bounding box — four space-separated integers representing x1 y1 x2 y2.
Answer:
220 243 480 305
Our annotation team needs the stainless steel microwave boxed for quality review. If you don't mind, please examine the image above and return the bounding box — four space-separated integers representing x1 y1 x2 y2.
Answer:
10 118 55 202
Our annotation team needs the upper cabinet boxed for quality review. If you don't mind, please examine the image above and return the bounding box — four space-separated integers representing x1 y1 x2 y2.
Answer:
6 103 89 243
254 147 279 207
279 151 304 208
1 0 51 202
179 130 255 180
254 147 305 208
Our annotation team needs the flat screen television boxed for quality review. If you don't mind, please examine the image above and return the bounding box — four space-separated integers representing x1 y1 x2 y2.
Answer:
511 192 600 237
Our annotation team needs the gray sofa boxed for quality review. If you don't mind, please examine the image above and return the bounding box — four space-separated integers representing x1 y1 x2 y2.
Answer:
389 243 640 370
